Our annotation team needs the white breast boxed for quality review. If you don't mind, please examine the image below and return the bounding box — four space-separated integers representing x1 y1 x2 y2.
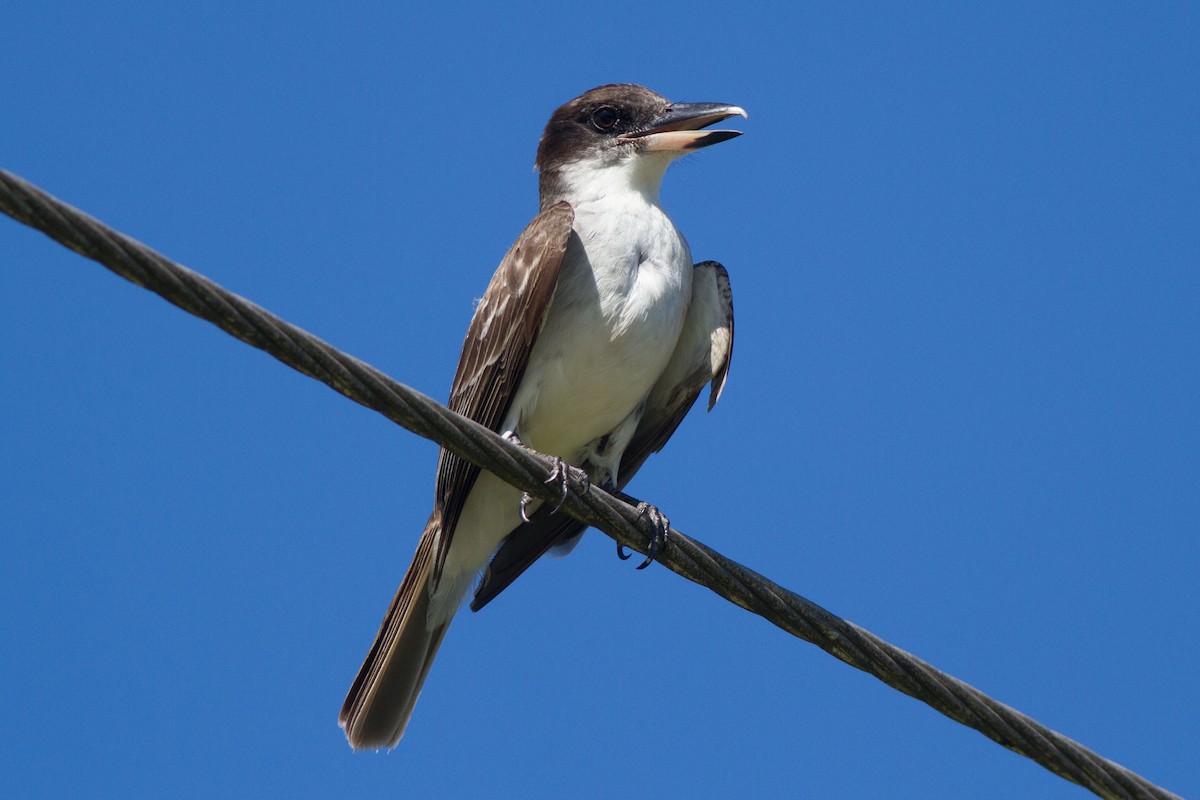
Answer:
505 179 693 460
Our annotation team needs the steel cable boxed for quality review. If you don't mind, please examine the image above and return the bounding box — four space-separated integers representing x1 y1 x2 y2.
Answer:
0 168 1181 800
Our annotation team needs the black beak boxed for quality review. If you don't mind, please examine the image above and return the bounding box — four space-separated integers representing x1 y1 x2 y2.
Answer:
619 102 748 151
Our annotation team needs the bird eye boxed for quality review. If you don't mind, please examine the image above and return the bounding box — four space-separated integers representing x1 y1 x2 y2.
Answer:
591 106 619 131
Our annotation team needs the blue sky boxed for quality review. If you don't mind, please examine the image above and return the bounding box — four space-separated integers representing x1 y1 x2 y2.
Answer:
2 3 1196 798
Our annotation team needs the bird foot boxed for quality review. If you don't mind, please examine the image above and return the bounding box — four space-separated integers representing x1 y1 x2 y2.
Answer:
518 455 590 523
616 502 670 570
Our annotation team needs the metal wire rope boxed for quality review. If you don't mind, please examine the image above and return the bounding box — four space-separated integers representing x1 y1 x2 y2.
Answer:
0 168 1181 800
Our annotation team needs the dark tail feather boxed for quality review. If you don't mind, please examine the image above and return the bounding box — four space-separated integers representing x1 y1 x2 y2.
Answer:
340 512 450 749
471 507 586 612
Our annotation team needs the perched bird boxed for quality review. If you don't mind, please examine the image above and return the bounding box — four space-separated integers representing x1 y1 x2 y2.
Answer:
340 84 743 749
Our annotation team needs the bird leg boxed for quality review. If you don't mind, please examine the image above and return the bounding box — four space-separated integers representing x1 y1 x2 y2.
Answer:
504 431 589 522
614 490 670 569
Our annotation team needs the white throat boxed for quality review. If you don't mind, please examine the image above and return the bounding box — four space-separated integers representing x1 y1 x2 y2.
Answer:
552 151 677 208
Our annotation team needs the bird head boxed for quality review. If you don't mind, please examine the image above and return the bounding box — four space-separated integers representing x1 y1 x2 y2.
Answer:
536 84 745 206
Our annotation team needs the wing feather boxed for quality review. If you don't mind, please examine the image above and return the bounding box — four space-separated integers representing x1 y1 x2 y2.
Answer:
619 261 734 479
432 201 575 575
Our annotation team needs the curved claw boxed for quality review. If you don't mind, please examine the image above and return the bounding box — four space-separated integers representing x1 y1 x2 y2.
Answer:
507 432 539 523
518 457 590 522
544 458 571 512
637 502 670 569
613 502 671 569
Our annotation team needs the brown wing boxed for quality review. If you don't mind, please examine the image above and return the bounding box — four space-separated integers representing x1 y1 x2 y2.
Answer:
615 260 733 479
432 201 575 577
471 260 734 610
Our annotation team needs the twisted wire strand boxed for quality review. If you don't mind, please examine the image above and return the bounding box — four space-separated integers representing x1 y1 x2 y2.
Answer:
0 168 1180 800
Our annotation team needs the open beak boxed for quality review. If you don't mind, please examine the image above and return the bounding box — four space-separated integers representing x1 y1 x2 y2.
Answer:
619 102 748 152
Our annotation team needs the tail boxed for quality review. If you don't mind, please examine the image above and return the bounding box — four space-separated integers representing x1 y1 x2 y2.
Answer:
340 512 450 750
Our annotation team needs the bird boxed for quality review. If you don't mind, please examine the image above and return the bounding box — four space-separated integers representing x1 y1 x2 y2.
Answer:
340 83 743 749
